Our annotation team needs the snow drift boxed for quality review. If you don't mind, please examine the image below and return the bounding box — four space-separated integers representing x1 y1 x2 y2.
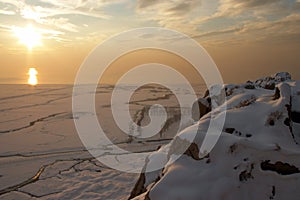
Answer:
130 72 300 200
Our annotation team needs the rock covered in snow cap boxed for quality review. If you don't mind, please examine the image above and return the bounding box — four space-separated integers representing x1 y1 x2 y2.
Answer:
255 72 292 90
130 72 300 200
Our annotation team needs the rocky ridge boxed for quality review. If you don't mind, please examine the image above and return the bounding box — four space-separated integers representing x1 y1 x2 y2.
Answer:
130 72 300 200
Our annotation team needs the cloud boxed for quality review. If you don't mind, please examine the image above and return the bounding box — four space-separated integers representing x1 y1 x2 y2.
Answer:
136 0 201 34
0 22 64 46
227 0 281 8
0 0 22 8
0 0 113 34
196 13 300 46
0 9 15 15
165 1 199 15
35 0 111 18
0 0 123 44
239 13 300 40
45 17 79 33
195 0 298 23
17 2 111 21
134 0 300 46
136 0 200 16
0 0 299 49
136 0 161 9
186 0 300 45
0 23 12 32
193 26 243 39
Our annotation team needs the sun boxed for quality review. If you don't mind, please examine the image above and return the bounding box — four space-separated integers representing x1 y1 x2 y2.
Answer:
28 68 38 86
13 24 42 50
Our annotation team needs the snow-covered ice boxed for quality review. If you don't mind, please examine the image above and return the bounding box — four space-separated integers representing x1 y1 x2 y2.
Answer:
1 72 299 200
0 83 206 199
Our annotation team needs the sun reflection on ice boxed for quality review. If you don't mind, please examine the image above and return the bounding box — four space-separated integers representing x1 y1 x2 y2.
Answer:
28 68 38 86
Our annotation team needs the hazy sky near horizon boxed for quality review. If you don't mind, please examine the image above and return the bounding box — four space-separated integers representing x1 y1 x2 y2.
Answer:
0 0 299 84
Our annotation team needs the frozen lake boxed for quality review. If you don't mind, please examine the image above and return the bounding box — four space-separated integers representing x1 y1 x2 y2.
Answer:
0 84 205 199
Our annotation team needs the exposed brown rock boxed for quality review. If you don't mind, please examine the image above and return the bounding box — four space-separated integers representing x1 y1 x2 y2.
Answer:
265 111 282 126
264 82 276 90
128 173 146 199
236 96 256 108
261 161 300 175
225 85 239 96
229 143 238 153
192 99 211 121
244 82 255 89
239 163 254 182
239 170 253 182
291 111 300 123
225 128 235 134
184 142 200 160
273 87 281 100
203 89 209 98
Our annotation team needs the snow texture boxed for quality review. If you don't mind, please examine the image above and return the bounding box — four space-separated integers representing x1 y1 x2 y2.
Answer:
131 72 300 200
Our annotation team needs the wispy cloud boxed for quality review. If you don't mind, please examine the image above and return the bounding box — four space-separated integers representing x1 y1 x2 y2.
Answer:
0 0 299 48
0 9 15 15
195 13 300 45
136 0 200 15
238 13 300 42
136 0 202 34
193 26 243 39
0 0 125 46
0 0 114 34
193 0 300 44
0 22 64 45
194 0 299 24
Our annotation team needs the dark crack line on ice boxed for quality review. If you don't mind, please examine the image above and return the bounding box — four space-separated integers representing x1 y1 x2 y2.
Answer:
129 93 173 104
0 149 88 159
0 112 66 134
0 116 27 124
127 104 181 143
0 137 170 159
0 147 163 197
0 165 45 196
38 127 67 146
30 158 106 182
0 86 71 102
0 95 70 112
18 190 62 198
101 93 173 108
0 158 88 196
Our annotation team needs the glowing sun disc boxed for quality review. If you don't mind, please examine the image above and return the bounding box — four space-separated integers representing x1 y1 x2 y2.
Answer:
13 24 42 50
28 68 38 86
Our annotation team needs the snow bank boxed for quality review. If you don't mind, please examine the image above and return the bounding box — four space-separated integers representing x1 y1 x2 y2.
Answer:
130 72 300 200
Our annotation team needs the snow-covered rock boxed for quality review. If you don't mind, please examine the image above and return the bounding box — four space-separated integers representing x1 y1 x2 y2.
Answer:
130 72 300 200
255 72 292 90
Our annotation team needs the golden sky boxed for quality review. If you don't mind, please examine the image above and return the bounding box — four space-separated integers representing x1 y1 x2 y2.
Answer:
0 0 299 84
